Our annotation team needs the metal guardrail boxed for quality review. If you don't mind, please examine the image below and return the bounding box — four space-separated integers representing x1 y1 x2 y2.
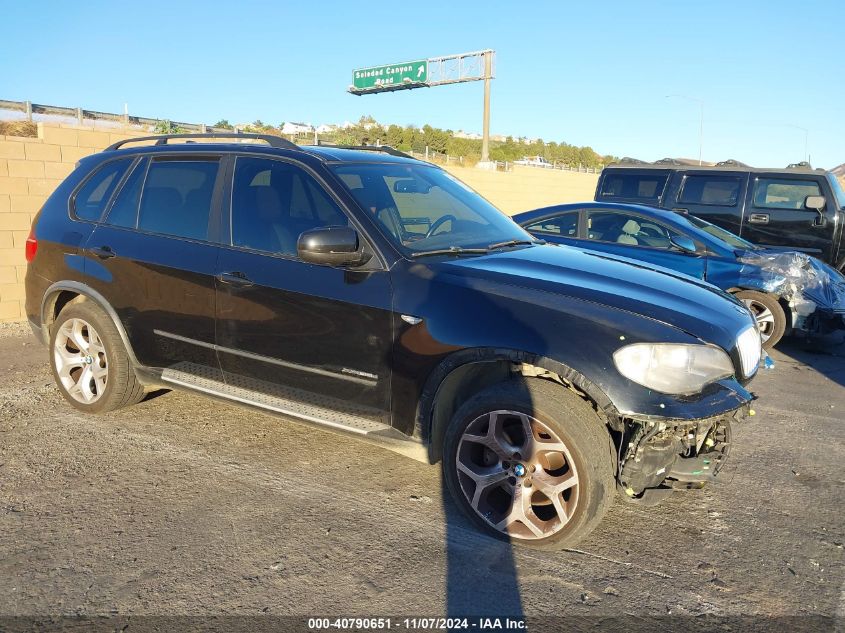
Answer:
0 98 221 133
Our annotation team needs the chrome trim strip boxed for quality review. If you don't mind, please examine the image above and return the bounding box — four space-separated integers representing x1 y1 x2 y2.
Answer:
153 329 377 386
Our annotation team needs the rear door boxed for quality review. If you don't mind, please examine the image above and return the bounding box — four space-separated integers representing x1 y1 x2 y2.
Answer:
84 154 224 373
667 171 748 237
742 174 835 258
213 155 393 420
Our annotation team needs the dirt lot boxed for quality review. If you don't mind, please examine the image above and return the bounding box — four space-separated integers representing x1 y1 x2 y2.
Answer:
0 321 843 625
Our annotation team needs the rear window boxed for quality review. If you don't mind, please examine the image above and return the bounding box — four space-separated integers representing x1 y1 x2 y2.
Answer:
599 173 668 201
137 159 219 240
524 212 579 237
73 158 133 221
679 175 741 207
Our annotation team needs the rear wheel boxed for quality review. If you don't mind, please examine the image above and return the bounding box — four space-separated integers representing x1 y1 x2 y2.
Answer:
49 300 145 413
442 378 615 550
734 290 786 350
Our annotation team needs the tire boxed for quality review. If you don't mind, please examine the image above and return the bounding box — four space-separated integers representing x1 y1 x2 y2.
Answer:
733 290 786 350
442 378 615 550
49 299 145 413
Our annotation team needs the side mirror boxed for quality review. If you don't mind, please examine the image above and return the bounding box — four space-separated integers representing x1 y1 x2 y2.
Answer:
669 235 698 255
393 179 430 194
297 226 371 267
805 195 825 211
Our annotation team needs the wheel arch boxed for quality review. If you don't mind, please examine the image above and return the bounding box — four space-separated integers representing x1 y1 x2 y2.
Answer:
415 347 618 464
40 281 140 366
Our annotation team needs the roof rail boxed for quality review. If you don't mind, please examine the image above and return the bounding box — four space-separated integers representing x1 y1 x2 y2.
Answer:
716 159 751 167
105 132 299 152
331 145 416 160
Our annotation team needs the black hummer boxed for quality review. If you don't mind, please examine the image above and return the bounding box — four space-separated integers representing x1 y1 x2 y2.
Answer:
595 162 845 270
25 134 761 549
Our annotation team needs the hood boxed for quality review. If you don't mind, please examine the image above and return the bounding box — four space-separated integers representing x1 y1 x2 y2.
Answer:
436 244 755 346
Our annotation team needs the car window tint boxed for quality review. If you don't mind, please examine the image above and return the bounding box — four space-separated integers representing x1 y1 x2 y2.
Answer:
524 212 578 237
586 211 681 248
599 173 668 200
231 157 348 255
137 159 219 240
73 158 133 221
753 178 821 210
679 175 741 206
104 158 148 228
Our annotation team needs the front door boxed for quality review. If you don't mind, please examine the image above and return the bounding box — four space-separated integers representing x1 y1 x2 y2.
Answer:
214 155 393 421
579 208 707 279
742 174 835 259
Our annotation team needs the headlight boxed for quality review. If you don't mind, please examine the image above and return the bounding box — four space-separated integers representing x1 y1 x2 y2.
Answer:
613 343 734 395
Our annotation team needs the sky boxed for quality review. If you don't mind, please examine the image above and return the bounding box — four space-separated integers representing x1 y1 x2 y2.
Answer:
2 0 843 168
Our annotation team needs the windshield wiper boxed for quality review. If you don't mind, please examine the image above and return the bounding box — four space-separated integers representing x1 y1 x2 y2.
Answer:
410 246 489 258
486 238 544 250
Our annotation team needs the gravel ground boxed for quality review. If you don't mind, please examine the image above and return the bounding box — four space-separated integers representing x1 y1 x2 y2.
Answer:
0 324 843 625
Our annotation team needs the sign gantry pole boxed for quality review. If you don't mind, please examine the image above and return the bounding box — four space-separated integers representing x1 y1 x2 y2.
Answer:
349 50 496 167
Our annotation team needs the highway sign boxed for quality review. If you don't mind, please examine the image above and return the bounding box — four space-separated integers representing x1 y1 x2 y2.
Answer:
352 60 428 92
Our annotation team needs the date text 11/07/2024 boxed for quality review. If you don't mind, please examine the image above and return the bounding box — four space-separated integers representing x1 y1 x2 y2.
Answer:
307 617 527 630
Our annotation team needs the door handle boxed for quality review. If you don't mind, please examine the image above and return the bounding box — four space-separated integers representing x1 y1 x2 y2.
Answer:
672 208 690 214
89 245 116 259
216 271 254 288
748 213 770 225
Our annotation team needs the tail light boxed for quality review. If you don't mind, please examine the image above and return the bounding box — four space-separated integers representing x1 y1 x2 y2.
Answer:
25 228 37 263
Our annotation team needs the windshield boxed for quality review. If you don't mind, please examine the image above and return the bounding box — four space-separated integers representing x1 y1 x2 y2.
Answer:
829 174 845 209
331 162 533 254
684 214 757 250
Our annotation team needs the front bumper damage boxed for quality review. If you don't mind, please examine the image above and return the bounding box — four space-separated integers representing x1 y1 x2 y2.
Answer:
616 405 752 506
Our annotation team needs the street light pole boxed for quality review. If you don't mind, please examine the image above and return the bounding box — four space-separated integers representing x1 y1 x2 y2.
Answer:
666 94 704 165
783 124 809 163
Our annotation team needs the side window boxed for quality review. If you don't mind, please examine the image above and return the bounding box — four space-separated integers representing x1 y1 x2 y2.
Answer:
73 158 133 221
231 157 348 255
753 178 821 210
137 159 220 240
599 173 668 200
105 158 148 228
586 211 680 249
524 212 579 237
679 175 741 206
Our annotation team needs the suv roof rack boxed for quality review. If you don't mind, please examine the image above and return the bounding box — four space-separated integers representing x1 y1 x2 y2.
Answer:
105 132 299 152
329 145 416 160
716 159 750 167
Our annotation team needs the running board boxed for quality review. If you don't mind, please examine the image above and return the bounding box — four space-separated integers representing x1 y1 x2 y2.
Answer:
161 362 389 436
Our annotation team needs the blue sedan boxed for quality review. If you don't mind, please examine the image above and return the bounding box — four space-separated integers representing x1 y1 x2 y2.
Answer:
515 202 845 349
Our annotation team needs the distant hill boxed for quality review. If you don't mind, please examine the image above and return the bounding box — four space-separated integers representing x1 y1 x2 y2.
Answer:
833 163 845 188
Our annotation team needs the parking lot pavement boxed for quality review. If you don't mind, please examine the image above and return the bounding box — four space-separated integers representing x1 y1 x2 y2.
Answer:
0 322 843 621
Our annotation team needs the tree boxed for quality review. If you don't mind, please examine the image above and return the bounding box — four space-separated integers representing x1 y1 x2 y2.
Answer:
213 119 233 130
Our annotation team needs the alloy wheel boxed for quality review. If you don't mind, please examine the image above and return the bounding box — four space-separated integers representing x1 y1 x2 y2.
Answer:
455 410 579 540
53 318 108 404
741 299 776 344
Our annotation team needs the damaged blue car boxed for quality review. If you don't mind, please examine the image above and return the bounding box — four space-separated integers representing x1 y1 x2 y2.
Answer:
515 201 845 349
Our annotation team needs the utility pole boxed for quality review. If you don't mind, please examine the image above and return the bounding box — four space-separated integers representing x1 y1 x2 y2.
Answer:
481 50 493 164
666 94 704 165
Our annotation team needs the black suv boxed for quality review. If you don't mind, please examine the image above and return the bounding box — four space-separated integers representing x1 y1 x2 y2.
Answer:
25 134 761 548
596 162 845 270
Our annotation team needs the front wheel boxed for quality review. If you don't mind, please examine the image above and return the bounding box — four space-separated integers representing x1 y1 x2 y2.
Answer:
734 290 786 350
442 378 615 550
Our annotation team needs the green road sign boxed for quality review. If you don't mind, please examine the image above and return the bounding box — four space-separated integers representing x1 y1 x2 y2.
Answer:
352 60 428 92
